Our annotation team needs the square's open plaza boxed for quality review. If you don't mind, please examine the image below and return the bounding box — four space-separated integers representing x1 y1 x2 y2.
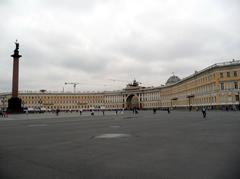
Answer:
0 111 240 179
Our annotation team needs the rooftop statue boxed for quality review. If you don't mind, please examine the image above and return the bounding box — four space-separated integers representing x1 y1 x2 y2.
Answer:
14 40 19 55
15 41 19 50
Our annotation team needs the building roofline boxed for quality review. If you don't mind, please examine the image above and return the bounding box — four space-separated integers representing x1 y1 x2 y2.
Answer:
159 59 240 89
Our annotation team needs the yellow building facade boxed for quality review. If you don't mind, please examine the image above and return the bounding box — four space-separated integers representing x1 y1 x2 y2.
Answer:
1 60 240 111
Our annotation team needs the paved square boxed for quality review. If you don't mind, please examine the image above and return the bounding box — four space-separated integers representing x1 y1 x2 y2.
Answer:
0 111 240 179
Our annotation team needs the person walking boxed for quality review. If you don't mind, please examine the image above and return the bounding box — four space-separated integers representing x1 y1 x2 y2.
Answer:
56 108 60 116
154 108 157 114
1 110 5 118
202 107 207 118
167 107 170 114
133 108 137 116
91 110 94 116
189 106 192 111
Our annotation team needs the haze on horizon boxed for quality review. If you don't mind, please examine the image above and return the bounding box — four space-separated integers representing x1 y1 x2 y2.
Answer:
0 0 239 92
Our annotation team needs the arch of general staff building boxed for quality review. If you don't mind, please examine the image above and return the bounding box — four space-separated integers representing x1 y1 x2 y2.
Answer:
1 60 240 111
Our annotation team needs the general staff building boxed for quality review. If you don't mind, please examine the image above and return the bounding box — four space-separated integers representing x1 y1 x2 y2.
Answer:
1 60 240 111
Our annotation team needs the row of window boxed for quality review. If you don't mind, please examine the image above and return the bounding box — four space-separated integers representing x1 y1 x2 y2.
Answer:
220 71 238 78
167 73 216 95
161 96 217 106
220 82 239 90
22 95 104 100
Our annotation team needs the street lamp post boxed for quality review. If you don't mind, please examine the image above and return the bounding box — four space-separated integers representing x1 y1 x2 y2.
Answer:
187 95 194 111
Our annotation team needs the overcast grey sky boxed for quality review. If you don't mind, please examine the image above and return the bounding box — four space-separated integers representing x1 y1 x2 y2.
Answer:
0 0 239 92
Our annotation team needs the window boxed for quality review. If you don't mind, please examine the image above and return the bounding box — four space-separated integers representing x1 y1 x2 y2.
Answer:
220 72 223 78
227 72 230 77
236 95 240 102
234 71 238 77
226 82 232 90
220 83 224 90
234 82 238 89
220 95 224 103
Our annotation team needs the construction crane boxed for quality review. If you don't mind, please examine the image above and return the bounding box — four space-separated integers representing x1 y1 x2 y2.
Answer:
65 82 80 93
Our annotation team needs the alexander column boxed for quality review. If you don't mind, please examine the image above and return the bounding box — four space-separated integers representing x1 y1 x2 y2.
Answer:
7 40 22 113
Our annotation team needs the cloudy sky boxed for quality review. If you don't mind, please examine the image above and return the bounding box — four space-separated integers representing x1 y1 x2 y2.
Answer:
0 0 239 92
